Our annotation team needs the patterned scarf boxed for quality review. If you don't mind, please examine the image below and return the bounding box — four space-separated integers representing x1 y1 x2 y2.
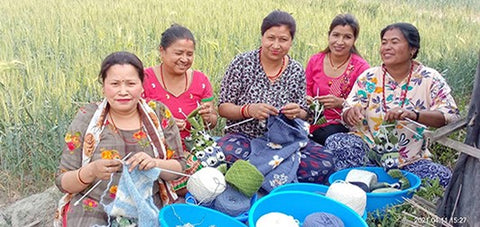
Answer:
54 98 177 226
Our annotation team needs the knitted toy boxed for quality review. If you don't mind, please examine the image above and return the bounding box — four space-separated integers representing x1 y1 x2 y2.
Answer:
184 106 226 169
103 165 161 227
368 122 410 190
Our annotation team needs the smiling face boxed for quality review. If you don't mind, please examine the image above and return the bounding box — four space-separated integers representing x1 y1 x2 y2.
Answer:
380 28 416 67
160 38 195 75
260 25 293 62
328 25 356 58
103 64 143 113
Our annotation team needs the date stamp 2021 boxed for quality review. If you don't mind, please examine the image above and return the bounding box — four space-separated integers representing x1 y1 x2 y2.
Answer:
414 216 467 224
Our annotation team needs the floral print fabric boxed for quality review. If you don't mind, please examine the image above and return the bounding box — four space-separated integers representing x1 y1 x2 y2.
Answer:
343 62 460 164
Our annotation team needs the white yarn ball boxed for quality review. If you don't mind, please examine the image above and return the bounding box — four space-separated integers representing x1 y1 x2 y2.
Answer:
326 181 367 216
345 169 378 189
187 167 226 203
256 212 299 227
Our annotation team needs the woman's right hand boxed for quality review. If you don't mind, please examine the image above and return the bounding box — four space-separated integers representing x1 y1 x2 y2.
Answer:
306 95 314 105
248 103 279 120
87 159 122 181
343 105 365 126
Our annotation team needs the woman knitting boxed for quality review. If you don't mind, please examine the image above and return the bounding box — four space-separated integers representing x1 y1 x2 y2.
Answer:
217 10 335 187
306 14 370 145
332 22 460 186
54 51 185 226
142 24 217 144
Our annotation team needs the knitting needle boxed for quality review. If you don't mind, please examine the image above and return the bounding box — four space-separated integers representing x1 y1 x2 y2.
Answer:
73 152 132 206
224 118 254 130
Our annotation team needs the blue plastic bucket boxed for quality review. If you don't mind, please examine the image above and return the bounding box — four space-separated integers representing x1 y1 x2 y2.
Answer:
271 183 367 220
159 204 245 227
249 191 368 227
328 167 421 214
185 192 257 222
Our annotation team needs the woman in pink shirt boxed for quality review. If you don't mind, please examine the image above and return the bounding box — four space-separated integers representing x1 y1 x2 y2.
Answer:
306 14 370 145
142 24 217 142
142 25 217 195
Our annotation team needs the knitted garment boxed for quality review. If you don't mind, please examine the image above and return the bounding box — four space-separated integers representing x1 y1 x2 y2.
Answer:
104 165 161 227
248 114 309 192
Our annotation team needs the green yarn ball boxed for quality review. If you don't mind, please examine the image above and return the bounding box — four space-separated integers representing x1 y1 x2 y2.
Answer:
225 160 264 198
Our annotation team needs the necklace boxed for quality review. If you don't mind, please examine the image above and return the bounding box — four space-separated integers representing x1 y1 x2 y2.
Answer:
160 64 188 95
328 53 351 71
382 63 414 112
109 111 143 149
259 48 285 81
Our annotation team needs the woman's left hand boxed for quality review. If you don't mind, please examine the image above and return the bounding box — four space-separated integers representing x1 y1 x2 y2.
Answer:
317 95 344 109
384 107 416 122
281 103 304 120
126 152 157 172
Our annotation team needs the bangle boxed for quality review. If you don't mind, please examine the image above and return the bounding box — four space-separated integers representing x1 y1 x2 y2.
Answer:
77 167 90 185
413 110 420 121
240 104 248 119
245 104 251 118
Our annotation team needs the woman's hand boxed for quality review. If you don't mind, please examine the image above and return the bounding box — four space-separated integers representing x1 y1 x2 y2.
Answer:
174 118 187 131
344 105 365 126
249 103 279 120
384 107 416 122
126 152 157 172
306 95 315 105
317 94 344 109
198 101 217 127
281 103 304 120
88 159 122 180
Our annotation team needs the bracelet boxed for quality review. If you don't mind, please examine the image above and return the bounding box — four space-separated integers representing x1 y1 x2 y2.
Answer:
245 104 251 118
240 104 248 119
76 167 90 185
413 110 420 121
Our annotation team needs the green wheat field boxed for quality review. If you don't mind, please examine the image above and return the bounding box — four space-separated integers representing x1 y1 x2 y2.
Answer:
1 0 479 223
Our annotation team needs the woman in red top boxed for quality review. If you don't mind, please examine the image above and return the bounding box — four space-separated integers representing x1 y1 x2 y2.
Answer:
142 24 217 141
306 14 370 145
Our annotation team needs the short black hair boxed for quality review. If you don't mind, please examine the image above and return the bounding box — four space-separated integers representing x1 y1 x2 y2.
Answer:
261 10 296 39
98 51 144 84
381 22 420 59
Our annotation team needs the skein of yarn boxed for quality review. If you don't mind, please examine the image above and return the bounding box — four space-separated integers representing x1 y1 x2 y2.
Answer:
256 212 299 227
326 181 366 216
225 160 264 198
303 212 344 227
187 167 226 203
213 184 251 217
345 169 378 192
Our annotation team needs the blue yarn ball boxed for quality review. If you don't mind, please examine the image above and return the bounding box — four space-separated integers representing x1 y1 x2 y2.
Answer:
213 184 251 217
302 212 344 227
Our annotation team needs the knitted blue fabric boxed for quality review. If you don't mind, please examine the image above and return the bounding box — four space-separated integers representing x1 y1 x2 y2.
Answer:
248 114 309 192
104 165 161 227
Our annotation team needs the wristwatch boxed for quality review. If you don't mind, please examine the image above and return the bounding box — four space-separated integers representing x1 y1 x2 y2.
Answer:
412 109 420 121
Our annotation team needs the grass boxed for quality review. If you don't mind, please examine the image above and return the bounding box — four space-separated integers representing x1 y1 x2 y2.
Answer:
1 0 479 224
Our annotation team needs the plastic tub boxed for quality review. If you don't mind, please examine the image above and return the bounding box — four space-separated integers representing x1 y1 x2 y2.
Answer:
271 182 367 220
185 192 257 222
328 167 421 214
248 191 367 227
159 204 245 227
